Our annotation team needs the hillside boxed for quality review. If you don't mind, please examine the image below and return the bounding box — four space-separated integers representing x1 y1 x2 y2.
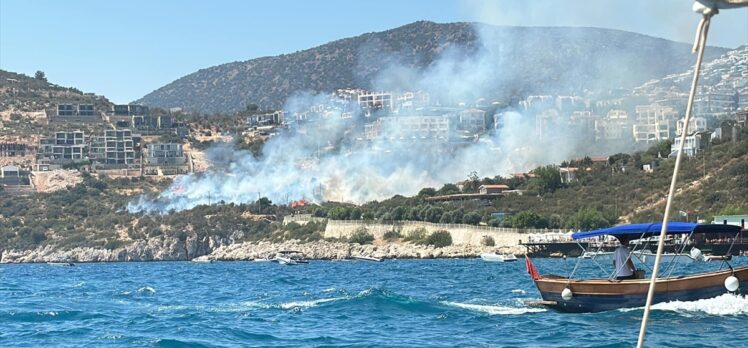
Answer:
0 70 115 137
136 21 728 113
1 126 745 255
635 44 748 94
0 70 111 112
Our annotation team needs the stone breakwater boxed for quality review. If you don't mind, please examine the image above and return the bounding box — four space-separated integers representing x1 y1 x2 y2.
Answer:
0 238 526 263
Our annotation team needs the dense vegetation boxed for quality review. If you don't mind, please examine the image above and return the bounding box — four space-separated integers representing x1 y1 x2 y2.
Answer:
136 21 724 113
0 173 308 251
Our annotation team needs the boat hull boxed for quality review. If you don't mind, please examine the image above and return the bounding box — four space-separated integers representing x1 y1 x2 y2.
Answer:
533 265 748 313
480 253 518 262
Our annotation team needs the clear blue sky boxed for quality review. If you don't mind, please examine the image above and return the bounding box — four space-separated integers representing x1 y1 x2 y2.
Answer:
1 0 746 104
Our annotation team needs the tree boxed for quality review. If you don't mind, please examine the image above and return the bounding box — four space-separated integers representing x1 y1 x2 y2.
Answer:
417 187 437 197
566 208 610 230
533 165 562 194
349 207 362 220
34 70 46 81
510 211 549 229
462 212 482 225
437 183 460 195
245 103 259 112
390 206 405 221
548 214 564 229
328 207 349 220
425 206 444 223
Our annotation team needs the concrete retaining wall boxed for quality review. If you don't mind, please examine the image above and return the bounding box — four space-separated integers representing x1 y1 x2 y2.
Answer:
324 220 565 247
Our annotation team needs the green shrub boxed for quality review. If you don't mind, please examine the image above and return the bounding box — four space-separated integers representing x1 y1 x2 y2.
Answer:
481 235 495 246
425 230 452 248
348 227 374 244
31 231 47 244
104 239 125 250
383 230 401 241
462 212 482 225
403 227 428 244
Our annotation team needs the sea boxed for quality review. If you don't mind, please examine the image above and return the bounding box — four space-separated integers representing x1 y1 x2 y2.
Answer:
2 258 748 347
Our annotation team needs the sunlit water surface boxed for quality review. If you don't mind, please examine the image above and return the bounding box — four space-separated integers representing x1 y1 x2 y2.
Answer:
2 258 748 347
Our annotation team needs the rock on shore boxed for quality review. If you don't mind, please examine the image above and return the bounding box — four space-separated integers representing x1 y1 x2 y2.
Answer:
207 240 525 261
0 235 231 263
0 238 526 263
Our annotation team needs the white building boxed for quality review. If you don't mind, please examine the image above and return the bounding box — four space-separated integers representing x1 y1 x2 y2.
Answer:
633 104 677 144
365 115 450 142
675 117 708 136
670 134 703 157
595 110 630 141
535 108 560 141
358 92 393 113
693 86 736 118
396 91 430 111
458 109 486 133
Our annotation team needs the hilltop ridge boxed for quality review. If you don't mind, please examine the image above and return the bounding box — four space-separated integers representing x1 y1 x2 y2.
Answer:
136 21 728 113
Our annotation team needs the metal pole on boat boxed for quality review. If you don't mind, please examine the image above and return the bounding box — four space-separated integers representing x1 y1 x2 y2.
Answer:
635 1 748 345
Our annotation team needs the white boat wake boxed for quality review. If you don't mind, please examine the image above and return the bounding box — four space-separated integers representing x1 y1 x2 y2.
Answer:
442 301 546 315
620 293 748 316
651 293 748 316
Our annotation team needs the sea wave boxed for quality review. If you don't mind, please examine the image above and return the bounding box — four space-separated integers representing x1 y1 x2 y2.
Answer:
137 286 156 294
0 310 103 322
651 293 748 316
276 297 345 310
442 301 547 315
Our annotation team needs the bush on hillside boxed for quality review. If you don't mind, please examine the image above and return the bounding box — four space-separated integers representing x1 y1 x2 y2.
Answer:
425 230 452 248
348 227 374 245
481 235 496 246
383 230 401 241
404 227 428 244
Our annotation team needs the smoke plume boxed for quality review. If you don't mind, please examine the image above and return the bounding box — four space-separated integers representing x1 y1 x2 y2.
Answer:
128 24 615 214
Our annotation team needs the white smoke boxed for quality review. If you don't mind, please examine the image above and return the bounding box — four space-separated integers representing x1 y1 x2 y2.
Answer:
127 24 612 214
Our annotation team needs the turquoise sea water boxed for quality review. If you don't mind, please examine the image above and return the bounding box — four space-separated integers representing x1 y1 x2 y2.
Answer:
2 258 748 347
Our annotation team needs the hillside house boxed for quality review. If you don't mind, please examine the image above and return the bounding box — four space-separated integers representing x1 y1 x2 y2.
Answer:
36 131 87 166
559 167 578 183
48 104 103 123
479 184 509 194
0 165 30 186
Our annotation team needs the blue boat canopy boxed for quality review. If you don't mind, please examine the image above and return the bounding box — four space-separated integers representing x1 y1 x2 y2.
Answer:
572 222 741 240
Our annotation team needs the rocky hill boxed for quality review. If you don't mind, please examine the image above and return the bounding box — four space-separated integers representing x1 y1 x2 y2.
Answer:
136 21 728 113
0 70 111 112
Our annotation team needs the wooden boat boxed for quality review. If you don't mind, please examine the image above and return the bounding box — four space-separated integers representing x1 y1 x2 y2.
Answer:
527 222 745 313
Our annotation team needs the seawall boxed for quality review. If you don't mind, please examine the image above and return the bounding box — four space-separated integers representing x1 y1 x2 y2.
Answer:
323 220 566 247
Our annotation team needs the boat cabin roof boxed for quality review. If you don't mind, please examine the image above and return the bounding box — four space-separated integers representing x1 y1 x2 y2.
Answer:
572 222 740 240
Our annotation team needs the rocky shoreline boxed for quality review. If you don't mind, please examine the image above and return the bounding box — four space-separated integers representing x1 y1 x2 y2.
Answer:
0 237 526 263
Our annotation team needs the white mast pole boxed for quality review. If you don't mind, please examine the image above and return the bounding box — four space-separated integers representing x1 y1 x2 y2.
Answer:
635 6 715 348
